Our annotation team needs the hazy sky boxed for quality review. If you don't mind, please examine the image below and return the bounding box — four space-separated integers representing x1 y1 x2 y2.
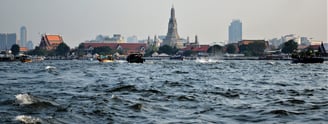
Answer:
0 0 327 47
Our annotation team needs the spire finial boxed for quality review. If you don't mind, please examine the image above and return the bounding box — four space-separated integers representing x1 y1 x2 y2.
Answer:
171 4 175 18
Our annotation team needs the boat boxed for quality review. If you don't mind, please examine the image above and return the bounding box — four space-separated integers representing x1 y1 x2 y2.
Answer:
170 55 184 60
291 42 326 64
96 55 114 63
20 55 32 63
0 51 15 62
292 57 324 64
126 53 145 63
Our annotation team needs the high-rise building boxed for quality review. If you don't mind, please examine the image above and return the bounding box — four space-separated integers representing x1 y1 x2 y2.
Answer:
229 20 242 43
0 34 5 51
0 33 17 51
20 26 27 47
163 6 183 48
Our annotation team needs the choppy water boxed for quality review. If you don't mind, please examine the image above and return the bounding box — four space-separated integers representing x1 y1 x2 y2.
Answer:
0 60 327 123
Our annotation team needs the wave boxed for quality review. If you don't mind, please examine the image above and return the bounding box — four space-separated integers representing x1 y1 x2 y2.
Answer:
45 66 56 70
15 115 42 124
15 93 36 105
15 93 59 107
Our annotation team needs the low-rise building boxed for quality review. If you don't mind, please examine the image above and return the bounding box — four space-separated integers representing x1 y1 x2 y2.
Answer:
83 43 147 55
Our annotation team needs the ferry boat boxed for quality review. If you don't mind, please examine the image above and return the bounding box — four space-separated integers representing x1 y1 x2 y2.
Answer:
126 53 145 63
291 43 326 64
0 51 15 62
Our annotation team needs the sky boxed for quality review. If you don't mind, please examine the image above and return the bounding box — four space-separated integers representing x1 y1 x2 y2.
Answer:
0 0 327 47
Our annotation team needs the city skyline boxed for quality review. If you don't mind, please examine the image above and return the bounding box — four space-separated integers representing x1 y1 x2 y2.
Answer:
0 0 327 47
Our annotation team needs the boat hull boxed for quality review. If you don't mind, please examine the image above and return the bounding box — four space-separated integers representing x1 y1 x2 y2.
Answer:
292 57 324 64
126 54 145 63
20 59 32 63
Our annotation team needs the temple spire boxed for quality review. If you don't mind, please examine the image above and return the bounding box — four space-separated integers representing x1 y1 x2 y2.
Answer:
171 5 175 18
163 5 182 48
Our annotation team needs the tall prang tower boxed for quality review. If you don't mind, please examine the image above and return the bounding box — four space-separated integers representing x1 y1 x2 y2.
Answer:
163 6 183 48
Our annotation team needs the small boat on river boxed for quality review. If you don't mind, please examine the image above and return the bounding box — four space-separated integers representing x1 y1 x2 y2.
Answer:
170 55 184 60
20 55 32 63
126 53 145 63
291 57 324 64
97 55 114 63
291 42 326 64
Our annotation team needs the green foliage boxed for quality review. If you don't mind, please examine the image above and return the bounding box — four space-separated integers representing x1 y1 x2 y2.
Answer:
207 45 223 56
75 43 86 56
182 50 193 56
144 45 159 57
282 40 298 54
226 44 237 54
27 46 48 56
11 44 20 56
92 46 112 55
56 42 70 56
78 43 85 49
158 45 178 55
239 41 266 56
144 49 155 57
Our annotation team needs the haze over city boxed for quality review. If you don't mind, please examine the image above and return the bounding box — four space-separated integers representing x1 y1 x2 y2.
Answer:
0 0 327 47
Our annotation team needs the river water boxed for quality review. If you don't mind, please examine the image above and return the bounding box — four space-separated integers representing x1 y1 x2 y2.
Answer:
0 60 327 123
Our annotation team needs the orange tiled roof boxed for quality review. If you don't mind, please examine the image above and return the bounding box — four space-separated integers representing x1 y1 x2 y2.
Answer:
46 35 61 41
19 47 28 52
39 34 64 50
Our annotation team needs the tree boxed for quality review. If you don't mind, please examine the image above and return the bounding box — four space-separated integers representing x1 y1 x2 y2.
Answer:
144 44 158 57
92 46 112 55
226 44 237 54
11 44 20 56
207 45 223 56
182 50 193 56
27 46 48 56
144 49 155 57
158 45 178 55
282 40 298 54
239 41 266 56
56 42 70 56
78 43 85 49
76 43 86 56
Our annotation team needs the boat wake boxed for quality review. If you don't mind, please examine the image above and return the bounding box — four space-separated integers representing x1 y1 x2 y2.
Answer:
195 58 220 63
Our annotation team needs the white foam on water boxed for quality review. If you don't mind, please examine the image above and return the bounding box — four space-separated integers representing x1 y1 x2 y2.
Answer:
15 115 42 124
111 94 118 99
266 61 276 65
45 66 56 70
15 93 35 105
195 58 220 63
115 60 127 63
